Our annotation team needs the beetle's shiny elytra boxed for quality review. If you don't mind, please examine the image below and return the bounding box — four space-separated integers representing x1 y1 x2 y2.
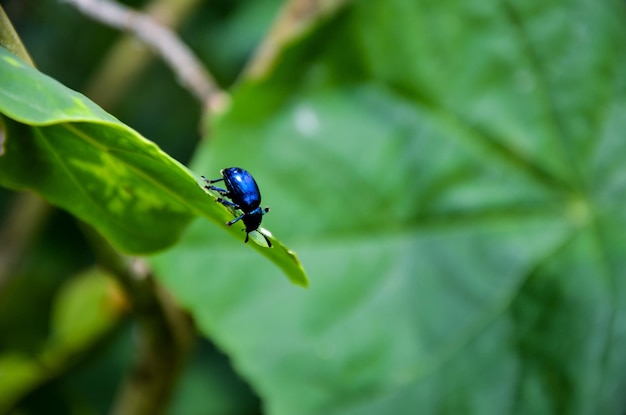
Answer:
201 167 272 247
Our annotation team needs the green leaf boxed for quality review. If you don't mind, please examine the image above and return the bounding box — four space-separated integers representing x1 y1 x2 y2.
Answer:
0 353 44 413
0 268 123 413
152 0 626 413
45 268 125 356
0 46 307 285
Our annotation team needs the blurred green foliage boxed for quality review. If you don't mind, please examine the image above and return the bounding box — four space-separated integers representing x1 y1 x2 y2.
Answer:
2 0 626 414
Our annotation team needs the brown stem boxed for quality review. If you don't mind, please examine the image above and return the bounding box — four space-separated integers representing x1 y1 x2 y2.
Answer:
83 0 200 110
0 192 51 294
110 267 194 415
80 225 194 415
62 0 229 113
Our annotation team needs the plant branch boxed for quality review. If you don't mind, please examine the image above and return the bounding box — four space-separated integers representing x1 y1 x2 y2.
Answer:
109 262 194 415
61 0 228 113
81 225 194 415
83 0 199 110
0 192 51 294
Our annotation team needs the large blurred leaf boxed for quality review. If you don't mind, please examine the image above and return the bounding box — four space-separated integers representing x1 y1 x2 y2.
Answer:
0 46 307 285
152 0 626 413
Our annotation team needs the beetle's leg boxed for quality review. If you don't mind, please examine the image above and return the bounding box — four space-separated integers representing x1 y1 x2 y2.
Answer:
205 185 229 196
227 213 245 226
262 207 270 215
201 176 230 195
216 198 239 209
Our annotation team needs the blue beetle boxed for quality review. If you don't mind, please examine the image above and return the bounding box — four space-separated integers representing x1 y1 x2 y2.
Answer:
201 167 272 247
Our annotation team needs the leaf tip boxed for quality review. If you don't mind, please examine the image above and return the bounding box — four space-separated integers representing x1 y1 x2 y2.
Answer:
285 248 309 288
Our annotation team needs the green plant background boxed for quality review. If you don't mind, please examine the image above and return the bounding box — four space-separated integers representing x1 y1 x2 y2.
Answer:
2 0 626 414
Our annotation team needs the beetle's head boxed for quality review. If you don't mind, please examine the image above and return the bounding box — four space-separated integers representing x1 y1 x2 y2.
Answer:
242 207 268 233
242 207 271 247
